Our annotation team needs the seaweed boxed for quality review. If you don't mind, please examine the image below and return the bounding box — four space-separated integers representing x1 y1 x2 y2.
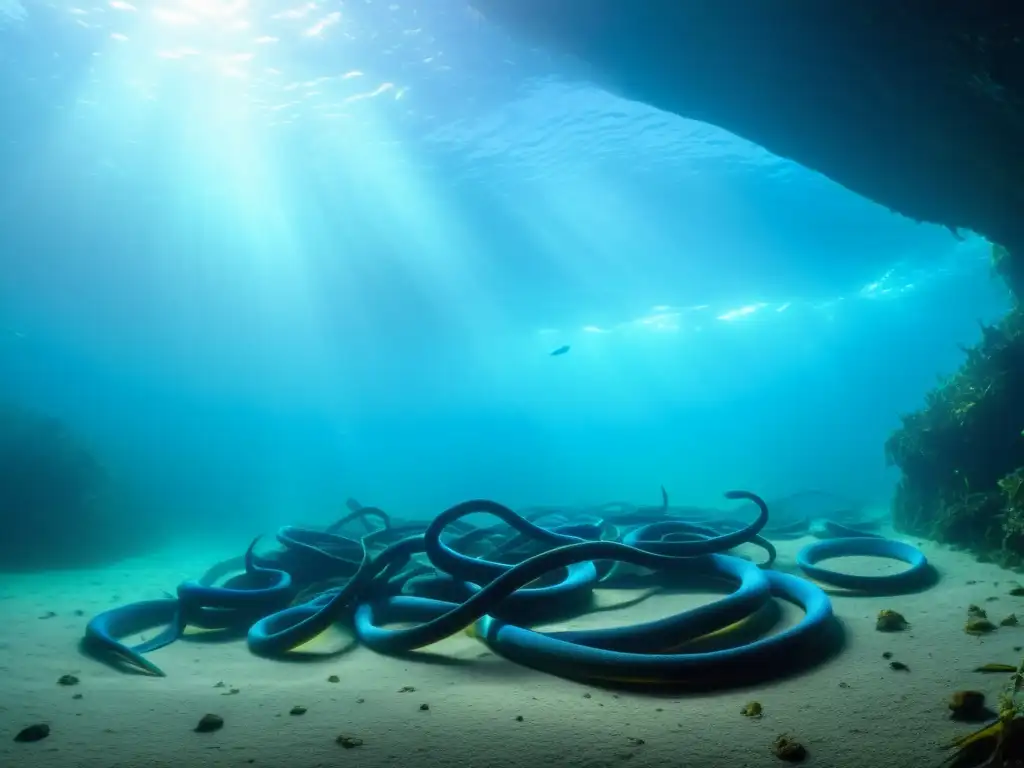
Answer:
943 658 1024 767
887 263 1024 564
993 244 1024 306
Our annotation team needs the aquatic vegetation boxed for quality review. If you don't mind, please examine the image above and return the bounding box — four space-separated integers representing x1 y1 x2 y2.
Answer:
944 659 1024 767
966 617 998 636
741 701 763 718
993 244 1024 303
887 299 1024 565
771 733 807 762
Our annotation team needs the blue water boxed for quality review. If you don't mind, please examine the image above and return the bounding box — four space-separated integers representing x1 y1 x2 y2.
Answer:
0 0 1011 555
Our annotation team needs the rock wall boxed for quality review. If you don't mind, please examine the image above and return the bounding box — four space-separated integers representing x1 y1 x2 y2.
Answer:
0 404 155 571
468 1 1024 279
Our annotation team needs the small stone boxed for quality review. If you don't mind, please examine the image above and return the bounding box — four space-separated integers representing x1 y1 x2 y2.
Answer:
194 714 224 733
336 735 363 748
875 610 908 632
966 617 998 635
355 698 365 704
772 734 807 762
949 690 987 720
327 675 340 683
741 701 763 718
419 703 429 711
515 715 524 722
289 706 307 716
398 685 416 693
72 693 83 700
14 724 50 742
57 674 79 686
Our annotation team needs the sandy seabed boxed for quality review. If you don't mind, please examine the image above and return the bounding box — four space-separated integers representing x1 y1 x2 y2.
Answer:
0 534 1020 768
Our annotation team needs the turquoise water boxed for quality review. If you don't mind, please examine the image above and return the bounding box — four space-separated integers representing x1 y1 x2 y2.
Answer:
2 4 1021 766
0 0 1011 558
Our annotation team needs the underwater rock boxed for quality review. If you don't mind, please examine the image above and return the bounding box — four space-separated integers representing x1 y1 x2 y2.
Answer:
0 403 153 571
950 690 987 721
741 701 763 719
468 1 1024 264
13 723 50 742
194 714 224 733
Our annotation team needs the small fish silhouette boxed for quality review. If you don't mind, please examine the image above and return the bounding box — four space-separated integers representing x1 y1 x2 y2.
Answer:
550 345 570 356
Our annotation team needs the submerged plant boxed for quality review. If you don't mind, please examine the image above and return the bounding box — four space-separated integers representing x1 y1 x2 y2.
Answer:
943 657 1024 766
992 243 1024 305
889 303 1024 562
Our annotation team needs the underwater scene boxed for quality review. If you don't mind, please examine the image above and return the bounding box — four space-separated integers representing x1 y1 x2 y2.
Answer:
3 2 1024 767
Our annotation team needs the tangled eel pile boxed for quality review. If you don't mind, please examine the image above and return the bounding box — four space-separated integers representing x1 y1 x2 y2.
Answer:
82 489 934 686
